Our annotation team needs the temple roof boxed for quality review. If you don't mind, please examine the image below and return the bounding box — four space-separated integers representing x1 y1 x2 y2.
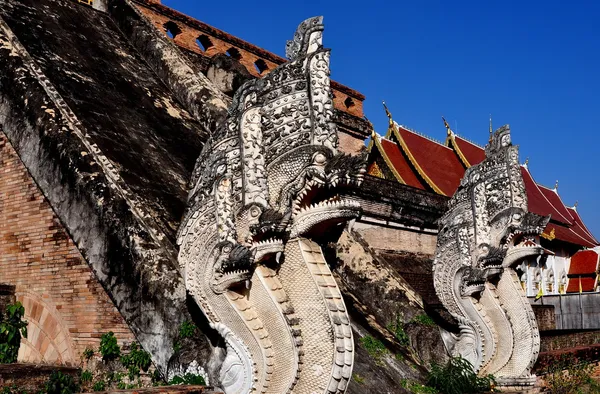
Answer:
367 113 599 250
566 249 599 292
370 135 425 189
568 250 599 276
521 167 573 226
446 132 486 168
390 123 464 196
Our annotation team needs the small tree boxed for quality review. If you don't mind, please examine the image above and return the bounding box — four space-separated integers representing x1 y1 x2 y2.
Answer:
0 302 28 363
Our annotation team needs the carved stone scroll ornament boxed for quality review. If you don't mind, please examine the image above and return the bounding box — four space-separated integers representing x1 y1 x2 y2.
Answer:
177 16 366 394
433 126 550 387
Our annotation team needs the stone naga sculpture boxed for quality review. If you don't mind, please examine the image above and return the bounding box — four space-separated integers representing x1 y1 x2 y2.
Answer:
433 126 550 387
177 16 366 394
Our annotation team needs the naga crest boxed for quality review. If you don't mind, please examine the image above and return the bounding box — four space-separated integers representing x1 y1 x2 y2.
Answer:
178 16 365 394
433 126 550 387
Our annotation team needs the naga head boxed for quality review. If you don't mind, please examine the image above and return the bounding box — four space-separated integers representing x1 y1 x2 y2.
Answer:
227 16 366 264
441 125 550 297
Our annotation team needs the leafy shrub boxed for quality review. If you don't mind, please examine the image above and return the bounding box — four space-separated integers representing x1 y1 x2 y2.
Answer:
99 332 120 362
0 384 29 394
179 321 197 339
168 373 206 385
92 380 106 392
173 321 197 353
401 379 438 394
411 314 436 327
359 335 389 362
543 355 599 394
387 314 409 346
427 357 495 394
45 371 79 394
121 341 152 380
0 302 28 363
80 370 93 383
82 347 94 360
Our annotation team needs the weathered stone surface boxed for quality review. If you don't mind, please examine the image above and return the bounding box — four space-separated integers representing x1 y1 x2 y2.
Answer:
0 0 216 377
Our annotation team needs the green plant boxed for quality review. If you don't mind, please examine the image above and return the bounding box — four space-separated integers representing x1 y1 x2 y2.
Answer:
80 370 93 383
400 379 438 393
0 302 28 363
99 332 120 362
179 320 197 339
359 335 389 362
543 356 598 394
45 371 79 394
82 347 94 360
387 314 409 346
1 384 29 394
91 380 106 392
168 373 206 385
411 314 436 327
427 357 495 394
121 341 152 381
352 373 365 384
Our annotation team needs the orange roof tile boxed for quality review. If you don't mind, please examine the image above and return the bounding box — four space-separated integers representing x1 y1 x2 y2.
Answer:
393 126 465 196
568 250 599 275
566 276 597 293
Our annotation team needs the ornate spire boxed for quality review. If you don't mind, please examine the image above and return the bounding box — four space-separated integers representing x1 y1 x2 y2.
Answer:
442 116 452 136
488 114 493 143
524 157 529 168
382 101 393 125
554 180 559 191
573 201 579 211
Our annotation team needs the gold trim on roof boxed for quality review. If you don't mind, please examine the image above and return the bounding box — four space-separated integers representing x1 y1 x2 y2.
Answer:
447 133 472 168
372 134 407 185
390 122 446 196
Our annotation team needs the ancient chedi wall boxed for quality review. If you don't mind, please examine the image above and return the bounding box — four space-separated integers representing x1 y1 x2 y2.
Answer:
0 131 135 366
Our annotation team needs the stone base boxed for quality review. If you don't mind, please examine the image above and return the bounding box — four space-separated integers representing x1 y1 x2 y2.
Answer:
495 375 538 392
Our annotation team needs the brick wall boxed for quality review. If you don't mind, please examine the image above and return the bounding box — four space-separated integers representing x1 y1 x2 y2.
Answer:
0 132 135 366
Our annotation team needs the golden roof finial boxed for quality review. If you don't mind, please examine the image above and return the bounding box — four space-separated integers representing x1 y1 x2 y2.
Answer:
488 114 493 143
383 101 393 126
554 180 559 190
442 116 452 136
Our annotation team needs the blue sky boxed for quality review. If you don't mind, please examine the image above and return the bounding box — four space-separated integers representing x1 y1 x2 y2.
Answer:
163 0 600 238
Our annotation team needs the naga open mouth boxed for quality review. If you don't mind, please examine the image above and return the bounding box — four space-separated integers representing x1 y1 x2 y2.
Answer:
289 177 362 238
502 230 553 268
211 245 255 293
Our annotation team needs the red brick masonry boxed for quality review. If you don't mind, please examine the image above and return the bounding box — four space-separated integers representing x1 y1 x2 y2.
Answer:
0 132 135 366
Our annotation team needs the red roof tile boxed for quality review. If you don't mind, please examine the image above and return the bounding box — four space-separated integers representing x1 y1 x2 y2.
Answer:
394 126 465 196
568 208 600 246
377 138 425 190
451 135 486 167
544 223 598 248
566 276 597 293
568 250 599 275
539 186 574 224
520 167 572 226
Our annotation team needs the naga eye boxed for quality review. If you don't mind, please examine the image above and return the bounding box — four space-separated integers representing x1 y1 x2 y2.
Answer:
313 153 327 165
513 213 522 220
